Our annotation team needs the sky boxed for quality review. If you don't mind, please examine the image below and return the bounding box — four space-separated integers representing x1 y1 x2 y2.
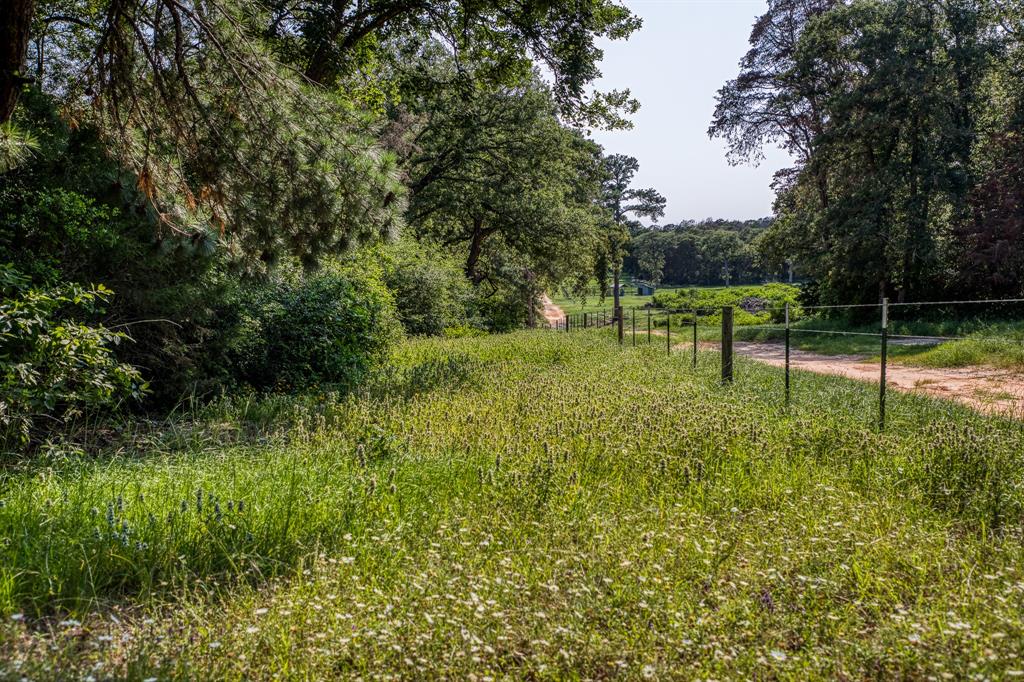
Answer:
588 0 793 224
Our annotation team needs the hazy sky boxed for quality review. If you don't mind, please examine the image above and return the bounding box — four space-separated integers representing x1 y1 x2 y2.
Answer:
588 0 793 224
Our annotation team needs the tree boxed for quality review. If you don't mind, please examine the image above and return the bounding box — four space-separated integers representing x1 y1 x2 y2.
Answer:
596 154 665 315
713 0 1000 304
398 62 606 322
1 0 642 270
0 0 35 124
261 0 642 128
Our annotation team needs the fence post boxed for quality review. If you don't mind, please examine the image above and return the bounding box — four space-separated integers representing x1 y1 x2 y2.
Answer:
721 306 734 384
617 306 624 344
666 311 671 355
692 309 698 368
784 302 791 404
632 308 636 346
647 308 652 343
880 297 888 431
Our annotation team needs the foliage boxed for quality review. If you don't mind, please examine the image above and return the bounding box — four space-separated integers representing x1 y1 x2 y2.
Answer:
712 0 1020 304
2 332 1024 678
625 218 776 285
0 122 38 172
379 239 475 336
594 153 665 301
227 261 402 393
399 62 607 323
0 264 146 448
16 0 407 270
259 0 642 128
0 94 234 405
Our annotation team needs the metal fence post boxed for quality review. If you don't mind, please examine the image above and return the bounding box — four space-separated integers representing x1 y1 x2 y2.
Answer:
666 311 671 355
692 309 697 368
880 297 888 431
784 302 791 404
617 306 624 344
631 308 636 346
721 306 734 384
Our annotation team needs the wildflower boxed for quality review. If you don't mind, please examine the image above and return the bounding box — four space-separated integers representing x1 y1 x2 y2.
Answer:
769 650 787 661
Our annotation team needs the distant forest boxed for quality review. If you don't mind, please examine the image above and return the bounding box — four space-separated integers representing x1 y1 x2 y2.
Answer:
623 218 782 286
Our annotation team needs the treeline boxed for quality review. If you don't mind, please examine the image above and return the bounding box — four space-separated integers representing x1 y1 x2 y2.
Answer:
0 0 647 448
712 0 1024 305
623 218 778 286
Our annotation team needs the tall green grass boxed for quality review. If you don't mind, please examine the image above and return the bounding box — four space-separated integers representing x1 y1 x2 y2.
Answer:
2 330 1024 679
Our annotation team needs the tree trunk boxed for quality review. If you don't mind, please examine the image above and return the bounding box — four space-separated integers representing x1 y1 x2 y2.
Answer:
465 217 494 284
1 0 35 124
525 269 537 329
612 265 621 320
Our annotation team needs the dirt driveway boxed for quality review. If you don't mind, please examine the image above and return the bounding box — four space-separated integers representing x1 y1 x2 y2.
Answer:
732 341 1024 418
540 294 565 328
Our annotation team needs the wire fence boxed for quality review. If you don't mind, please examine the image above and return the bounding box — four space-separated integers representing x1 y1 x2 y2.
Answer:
554 296 1024 428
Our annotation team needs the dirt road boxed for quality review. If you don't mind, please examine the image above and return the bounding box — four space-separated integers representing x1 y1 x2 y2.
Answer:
540 294 565 328
732 341 1024 417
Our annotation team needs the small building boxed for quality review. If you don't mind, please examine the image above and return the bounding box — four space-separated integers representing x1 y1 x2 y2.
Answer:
636 282 656 296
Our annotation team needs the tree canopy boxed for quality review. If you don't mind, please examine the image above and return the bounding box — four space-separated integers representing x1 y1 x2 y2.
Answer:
712 0 1024 304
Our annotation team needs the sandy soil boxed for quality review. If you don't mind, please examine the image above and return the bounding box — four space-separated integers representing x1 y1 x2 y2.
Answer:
732 341 1024 418
540 294 565 328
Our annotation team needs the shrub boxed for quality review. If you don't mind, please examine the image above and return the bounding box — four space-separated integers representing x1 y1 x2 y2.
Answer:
228 261 402 392
0 265 147 448
380 239 475 336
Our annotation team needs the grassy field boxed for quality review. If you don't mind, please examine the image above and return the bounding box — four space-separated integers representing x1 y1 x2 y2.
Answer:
550 289 670 315
3 330 1024 679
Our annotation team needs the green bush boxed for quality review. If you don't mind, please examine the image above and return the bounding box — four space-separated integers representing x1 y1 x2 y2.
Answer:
380 240 475 336
0 265 147 448
228 261 402 392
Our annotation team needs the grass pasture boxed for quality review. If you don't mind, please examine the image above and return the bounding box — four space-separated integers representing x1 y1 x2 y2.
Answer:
2 330 1024 679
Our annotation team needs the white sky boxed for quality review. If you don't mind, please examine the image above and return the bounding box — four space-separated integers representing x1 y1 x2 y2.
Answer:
588 0 793 223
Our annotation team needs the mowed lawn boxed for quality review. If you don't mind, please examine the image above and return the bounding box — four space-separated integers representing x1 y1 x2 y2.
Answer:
3 330 1024 679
